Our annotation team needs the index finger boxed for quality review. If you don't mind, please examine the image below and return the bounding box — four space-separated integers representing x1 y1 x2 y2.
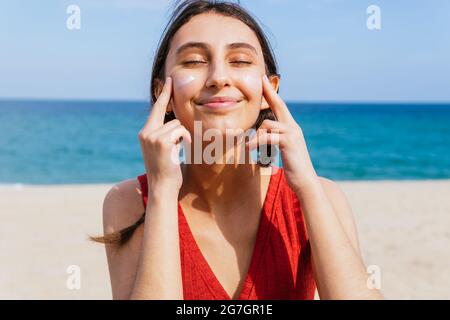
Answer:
261 74 296 124
146 77 173 129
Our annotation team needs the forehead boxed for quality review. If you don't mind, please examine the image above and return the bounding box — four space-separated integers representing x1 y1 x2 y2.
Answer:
169 12 263 55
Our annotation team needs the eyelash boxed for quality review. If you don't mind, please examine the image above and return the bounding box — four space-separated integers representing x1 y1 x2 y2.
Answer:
183 60 252 65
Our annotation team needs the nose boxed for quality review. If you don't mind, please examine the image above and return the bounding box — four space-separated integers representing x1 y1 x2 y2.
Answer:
204 58 231 90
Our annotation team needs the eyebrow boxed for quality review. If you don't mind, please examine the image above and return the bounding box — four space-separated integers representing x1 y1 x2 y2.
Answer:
175 42 258 56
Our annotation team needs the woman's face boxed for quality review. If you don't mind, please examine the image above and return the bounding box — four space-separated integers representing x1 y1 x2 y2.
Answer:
163 12 279 137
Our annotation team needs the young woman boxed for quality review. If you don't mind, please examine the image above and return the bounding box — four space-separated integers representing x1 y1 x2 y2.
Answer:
92 0 384 300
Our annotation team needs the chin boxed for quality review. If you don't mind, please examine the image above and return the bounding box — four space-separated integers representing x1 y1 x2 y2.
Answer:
196 118 255 138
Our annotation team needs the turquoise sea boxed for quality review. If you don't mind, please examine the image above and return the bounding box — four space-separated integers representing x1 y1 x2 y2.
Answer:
0 100 449 184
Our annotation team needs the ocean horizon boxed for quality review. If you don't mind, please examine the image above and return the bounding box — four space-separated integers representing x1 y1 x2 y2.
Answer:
1 99 449 185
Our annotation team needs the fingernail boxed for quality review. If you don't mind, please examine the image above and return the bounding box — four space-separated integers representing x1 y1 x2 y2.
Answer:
263 74 268 81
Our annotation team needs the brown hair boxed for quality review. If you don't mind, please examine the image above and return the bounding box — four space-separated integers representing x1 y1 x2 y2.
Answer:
90 0 280 246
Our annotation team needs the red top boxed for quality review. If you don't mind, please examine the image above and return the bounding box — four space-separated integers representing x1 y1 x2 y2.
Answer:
137 166 316 300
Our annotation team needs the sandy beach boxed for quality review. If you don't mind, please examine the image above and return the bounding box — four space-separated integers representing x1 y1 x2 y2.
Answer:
1 179 449 299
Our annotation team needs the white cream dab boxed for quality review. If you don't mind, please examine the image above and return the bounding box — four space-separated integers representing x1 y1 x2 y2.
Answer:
174 74 196 88
241 73 262 92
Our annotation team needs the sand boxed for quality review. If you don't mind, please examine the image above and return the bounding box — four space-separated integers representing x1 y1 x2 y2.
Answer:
1 179 449 299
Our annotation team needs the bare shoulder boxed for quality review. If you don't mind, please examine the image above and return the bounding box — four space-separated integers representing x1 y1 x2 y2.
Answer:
317 176 362 256
317 176 340 192
103 178 146 234
317 176 348 206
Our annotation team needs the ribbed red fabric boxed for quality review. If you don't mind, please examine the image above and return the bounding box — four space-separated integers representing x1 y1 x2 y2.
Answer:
137 166 316 300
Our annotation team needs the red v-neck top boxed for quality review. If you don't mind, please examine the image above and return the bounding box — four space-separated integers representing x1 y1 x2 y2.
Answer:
137 166 316 300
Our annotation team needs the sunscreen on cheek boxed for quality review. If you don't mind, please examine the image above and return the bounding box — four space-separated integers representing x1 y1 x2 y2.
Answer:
242 73 262 93
174 74 196 89
241 73 263 107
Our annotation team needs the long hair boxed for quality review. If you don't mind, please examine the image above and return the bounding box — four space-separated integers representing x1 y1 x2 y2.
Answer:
90 0 280 246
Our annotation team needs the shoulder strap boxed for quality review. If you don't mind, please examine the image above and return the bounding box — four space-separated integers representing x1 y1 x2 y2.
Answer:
137 173 148 208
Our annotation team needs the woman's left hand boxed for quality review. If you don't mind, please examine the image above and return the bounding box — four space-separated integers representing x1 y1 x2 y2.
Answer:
246 74 319 193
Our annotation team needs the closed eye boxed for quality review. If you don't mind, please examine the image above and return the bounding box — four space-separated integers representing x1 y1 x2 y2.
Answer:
183 60 207 65
182 60 252 65
232 61 252 65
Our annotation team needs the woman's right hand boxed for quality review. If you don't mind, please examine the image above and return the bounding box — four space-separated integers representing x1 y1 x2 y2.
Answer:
138 77 191 193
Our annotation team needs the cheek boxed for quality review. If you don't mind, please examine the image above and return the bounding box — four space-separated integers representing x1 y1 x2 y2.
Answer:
173 74 196 89
240 73 263 100
172 73 202 110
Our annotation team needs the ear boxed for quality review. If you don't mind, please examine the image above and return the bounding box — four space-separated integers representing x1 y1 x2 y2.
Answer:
153 78 174 112
260 74 280 111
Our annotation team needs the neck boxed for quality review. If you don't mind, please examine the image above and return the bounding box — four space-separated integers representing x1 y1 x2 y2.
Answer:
180 162 260 201
178 136 271 216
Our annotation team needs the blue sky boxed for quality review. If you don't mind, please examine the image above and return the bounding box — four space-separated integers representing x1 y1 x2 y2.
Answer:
1 0 449 102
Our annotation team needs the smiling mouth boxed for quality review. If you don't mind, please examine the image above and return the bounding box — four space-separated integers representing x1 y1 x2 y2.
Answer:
195 100 243 110
202 100 241 108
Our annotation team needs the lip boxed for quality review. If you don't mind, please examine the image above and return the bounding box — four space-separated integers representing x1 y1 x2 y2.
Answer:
197 96 242 109
201 101 241 109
